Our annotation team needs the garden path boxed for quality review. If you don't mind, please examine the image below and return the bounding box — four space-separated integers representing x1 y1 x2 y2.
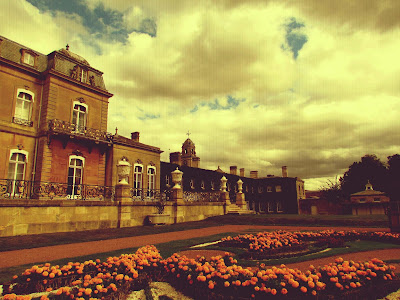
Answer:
0 225 395 270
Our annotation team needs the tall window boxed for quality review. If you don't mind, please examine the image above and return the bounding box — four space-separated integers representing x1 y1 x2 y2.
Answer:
8 151 27 196
133 164 143 197
81 69 87 83
277 201 283 213
72 103 87 131
147 166 156 197
15 90 33 122
67 156 84 199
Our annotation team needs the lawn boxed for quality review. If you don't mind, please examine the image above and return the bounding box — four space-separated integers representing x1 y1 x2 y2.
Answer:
0 214 389 252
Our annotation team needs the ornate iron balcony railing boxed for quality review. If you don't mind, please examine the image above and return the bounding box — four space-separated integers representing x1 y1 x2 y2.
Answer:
48 119 113 143
130 188 171 202
12 117 33 127
183 191 220 202
0 179 115 201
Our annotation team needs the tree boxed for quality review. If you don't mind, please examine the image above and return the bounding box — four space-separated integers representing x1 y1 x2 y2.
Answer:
319 178 345 203
340 154 388 198
387 154 400 201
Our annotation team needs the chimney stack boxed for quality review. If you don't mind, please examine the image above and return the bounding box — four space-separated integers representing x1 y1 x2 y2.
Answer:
230 166 237 175
131 132 140 142
282 166 288 177
250 171 258 179
240 168 245 177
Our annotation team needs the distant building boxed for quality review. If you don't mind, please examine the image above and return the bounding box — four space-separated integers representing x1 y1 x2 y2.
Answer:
161 137 305 214
350 181 389 215
299 190 343 215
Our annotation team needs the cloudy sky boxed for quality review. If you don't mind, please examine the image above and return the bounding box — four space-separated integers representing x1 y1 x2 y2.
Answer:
1 0 399 190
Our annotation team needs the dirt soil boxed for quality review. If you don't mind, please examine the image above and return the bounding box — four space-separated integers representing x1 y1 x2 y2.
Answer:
1 225 399 272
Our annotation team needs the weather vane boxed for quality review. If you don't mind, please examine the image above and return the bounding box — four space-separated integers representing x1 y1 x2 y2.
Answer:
66 44 69 51
186 131 191 138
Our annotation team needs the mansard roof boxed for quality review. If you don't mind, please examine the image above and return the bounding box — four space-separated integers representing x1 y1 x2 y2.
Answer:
0 35 110 92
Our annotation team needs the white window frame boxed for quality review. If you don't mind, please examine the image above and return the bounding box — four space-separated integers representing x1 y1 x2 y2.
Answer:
15 89 34 121
8 150 29 196
277 201 283 213
133 164 143 197
72 101 88 132
67 155 85 199
147 166 156 198
211 181 215 190
267 202 274 213
21 51 36 66
267 186 273 192
276 185 282 192
190 179 194 189
81 69 88 83
201 180 205 190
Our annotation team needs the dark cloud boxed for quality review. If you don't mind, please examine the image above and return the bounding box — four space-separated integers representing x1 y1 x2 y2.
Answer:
218 0 400 32
26 0 156 45
190 96 246 112
281 17 308 59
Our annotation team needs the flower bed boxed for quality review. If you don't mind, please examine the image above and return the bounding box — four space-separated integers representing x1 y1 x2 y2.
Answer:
2 244 398 300
218 230 400 260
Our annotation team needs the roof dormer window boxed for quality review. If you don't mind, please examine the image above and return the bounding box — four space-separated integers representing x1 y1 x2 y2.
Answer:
20 49 37 67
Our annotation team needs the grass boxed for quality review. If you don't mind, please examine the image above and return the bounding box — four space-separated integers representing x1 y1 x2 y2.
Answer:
0 214 389 252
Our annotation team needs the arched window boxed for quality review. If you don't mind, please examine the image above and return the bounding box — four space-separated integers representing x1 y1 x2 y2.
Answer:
147 166 156 197
133 164 143 198
67 155 84 199
8 150 28 196
14 89 34 123
72 102 88 132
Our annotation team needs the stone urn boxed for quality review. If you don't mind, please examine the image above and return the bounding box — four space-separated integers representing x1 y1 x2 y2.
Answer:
117 158 131 185
171 167 183 189
220 176 227 192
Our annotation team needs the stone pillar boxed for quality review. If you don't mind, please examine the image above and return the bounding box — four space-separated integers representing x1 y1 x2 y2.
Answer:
170 168 184 223
115 159 132 228
236 179 247 209
220 176 231 206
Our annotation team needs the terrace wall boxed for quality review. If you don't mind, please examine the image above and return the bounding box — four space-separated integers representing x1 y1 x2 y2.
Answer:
0 200 225 237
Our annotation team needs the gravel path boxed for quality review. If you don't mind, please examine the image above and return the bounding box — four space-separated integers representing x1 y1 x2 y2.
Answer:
0 225 395 270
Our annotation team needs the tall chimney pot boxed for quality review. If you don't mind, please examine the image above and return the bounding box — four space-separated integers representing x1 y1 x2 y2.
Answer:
230 166 237 175
282 166 288 177
131 132 140 142
250 171 258 179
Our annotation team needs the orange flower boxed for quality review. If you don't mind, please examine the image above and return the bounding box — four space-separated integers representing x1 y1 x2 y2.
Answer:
271 289 277 295
300 286 307 293
224 281 230 287
281 288 288 295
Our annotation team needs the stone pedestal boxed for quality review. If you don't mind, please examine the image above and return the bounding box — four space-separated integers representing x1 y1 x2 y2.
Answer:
115 184 131 204
171 187 184 205
115 184 132 228
220 191 231 206
236 193 246 209
171 187 184 224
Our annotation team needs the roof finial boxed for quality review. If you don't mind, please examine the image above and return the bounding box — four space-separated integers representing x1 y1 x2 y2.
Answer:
66 44 70 51
115 127 118 135
186 131 191 138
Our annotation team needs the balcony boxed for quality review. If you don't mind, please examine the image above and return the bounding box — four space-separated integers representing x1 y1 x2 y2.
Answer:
0 179 115 201
48 119 113 145
12 117 33 127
